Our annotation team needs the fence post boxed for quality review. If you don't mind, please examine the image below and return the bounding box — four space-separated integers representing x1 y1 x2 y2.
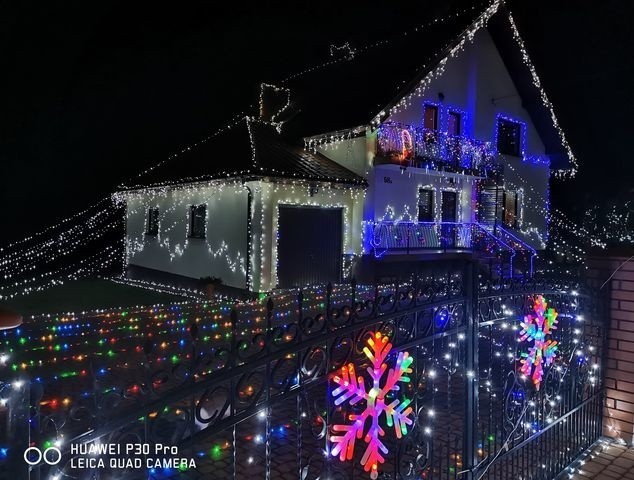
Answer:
406 224 410 255
1 378 29 480
463 260 479 480
264 299 273 480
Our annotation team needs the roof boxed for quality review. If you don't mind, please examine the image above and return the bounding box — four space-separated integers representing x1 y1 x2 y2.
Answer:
121 1 575 191
278 15 476 140
119 118 366 191
277 2 574 171
487 9 573 170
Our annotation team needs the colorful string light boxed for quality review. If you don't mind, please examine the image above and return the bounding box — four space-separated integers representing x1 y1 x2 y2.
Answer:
331 331 413 479
519 295 559 390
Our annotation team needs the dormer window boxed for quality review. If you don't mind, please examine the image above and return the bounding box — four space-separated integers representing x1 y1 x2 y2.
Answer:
423 104 438 130
146 208 159 236
497 118 522 156
447 111 461 136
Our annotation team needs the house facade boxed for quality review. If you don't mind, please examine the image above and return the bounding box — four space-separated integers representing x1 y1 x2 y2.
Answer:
117 121 366 292
115 3 574 292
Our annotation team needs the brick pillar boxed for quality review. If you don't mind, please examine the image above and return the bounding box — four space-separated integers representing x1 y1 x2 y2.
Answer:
587 251 634 444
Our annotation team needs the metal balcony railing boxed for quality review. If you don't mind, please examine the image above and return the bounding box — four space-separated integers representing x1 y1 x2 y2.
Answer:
368 221 517 277
375 122 502 176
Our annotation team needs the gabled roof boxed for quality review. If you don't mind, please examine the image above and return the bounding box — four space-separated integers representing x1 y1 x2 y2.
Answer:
278 10 478 140
487 9 575 172
278 1 576 173
119 118 366 191
120 0 576 192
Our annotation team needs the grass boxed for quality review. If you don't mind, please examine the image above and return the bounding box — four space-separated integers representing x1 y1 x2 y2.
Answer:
0 278 187 316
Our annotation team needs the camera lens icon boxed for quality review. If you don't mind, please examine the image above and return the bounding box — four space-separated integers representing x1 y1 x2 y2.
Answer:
24 446 62 466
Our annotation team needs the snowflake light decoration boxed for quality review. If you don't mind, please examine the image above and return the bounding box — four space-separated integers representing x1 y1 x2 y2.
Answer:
330 331 414 479
519 295 559 390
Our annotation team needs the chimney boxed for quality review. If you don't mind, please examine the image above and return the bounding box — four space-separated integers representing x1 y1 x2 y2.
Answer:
259 83 291 125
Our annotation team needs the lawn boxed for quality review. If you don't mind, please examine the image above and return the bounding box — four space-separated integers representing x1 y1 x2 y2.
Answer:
0 278 187 316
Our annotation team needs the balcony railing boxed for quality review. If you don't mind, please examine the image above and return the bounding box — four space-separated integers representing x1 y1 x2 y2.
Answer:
375 122 501 176
367 221 517 277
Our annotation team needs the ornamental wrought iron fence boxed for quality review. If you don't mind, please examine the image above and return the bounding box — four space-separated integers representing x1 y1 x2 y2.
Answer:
367 222 524 279
0 261 606 480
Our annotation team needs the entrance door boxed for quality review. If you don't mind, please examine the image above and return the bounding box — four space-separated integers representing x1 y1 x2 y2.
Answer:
277 206 343 288
441 191 457 248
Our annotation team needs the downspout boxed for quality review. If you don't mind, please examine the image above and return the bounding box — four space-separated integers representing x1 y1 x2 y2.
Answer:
243 182 253 292
493 184 500 236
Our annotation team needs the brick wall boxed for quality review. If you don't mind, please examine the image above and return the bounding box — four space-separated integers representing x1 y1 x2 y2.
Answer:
587 253 634 444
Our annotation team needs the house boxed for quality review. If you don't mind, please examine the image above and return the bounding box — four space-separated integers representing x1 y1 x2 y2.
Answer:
114 1 576 292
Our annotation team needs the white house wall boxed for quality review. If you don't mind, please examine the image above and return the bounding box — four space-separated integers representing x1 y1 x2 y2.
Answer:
387 29 546 156
502 157 550 247
381 28 550 246
124 182 249 288
371 165 475 222
316 137 371 178
252 180 365 292
365 164 475 251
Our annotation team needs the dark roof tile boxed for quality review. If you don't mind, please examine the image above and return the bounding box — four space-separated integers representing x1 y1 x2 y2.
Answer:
120 119 365 190
120 3 574 190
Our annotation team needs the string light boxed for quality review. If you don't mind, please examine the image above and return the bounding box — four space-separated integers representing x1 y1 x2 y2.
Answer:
518 295 559 390
331 332 413 479
258 83 291 132
0 5 611 478
0 0 599 301
280 4 486 84
0 274 599 478
506 11 578 177
375 121 501 175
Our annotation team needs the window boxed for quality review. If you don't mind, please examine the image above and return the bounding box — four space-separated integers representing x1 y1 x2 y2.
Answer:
447 111 461 136
417 189 434 222
496 118 522 156
423 104 439 130
146 208 159 236
189 204 207 239
477 185 503 225
503 190 518 228
441 191 457 222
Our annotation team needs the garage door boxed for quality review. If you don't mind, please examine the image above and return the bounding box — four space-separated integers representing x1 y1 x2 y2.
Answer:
277 206 343 288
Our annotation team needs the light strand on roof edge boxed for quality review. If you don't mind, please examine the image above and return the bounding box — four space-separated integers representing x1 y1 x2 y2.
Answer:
505 8 578 178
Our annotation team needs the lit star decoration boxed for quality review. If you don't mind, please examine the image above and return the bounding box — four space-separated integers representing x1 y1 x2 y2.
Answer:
330 331 414 479
519 295 559 390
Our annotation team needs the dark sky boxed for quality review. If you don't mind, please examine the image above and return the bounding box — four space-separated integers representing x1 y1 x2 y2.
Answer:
1 0 632 244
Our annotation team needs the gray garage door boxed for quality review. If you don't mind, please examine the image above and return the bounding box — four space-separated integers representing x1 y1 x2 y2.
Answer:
277 206 343 288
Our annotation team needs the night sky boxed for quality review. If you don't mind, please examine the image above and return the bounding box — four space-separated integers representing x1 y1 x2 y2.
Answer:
2 0 632 244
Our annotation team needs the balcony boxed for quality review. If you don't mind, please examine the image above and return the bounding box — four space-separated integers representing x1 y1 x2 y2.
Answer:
366 221 536 278
375 122 501 177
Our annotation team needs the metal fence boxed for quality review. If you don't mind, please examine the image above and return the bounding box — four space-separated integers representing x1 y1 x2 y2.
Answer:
0 262 605 479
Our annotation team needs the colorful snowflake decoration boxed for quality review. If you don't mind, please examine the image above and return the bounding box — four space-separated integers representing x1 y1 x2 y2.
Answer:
519 295 559 390
330 331 414 479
